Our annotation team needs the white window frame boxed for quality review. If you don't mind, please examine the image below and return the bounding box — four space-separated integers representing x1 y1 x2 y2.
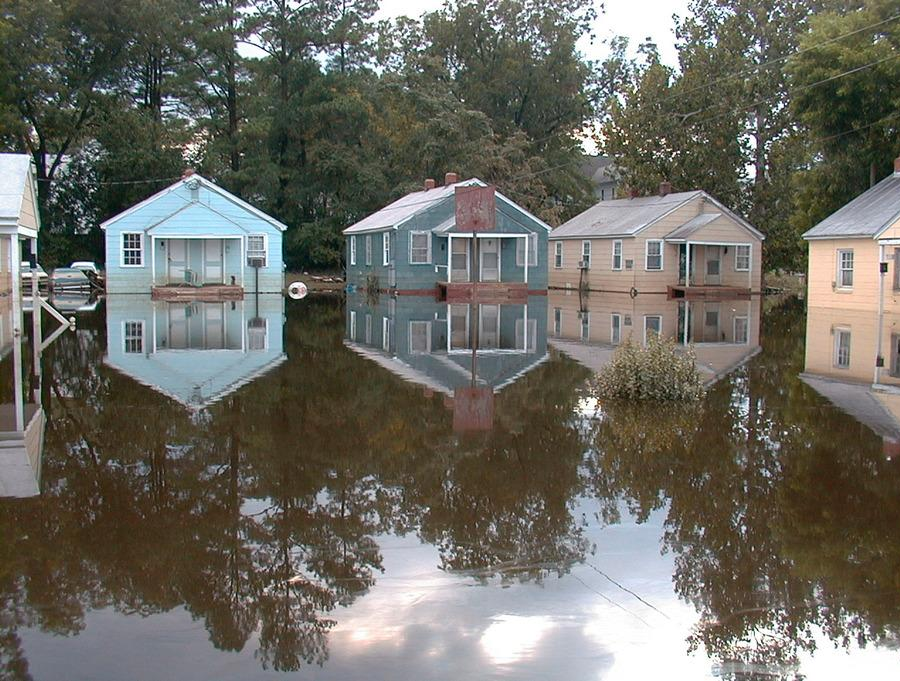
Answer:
349 310 357 340
643 315 662 344
365 235 372 266
516 233 538 267
408 320 432 354
121 232 144 267
349 235 356 266
122 320 145 354
409 231 432 265
612 240 623 271
382 316 392 351
734 244 751 272
611 313 622 344
247 234 267 267
834 327 851 369
836 249 853 289
734 315 749 344
645 240 663 271
515 317 537 352
554 241 563 269
581 240 591 269
382 232 391 266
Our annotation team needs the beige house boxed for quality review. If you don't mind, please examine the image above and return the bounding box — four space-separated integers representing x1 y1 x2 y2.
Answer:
0 154 40 300
548 184 763 297
547 290 761 384
802 158 900 388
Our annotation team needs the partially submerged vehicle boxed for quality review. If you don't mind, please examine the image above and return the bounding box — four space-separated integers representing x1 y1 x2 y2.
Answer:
50 267 92 291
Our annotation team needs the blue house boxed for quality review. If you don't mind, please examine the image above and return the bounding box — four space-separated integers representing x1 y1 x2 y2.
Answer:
101 173 286 297
104 294 286 410
343 174 550 300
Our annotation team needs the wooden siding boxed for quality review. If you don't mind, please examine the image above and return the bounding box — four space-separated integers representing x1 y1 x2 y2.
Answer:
105 181 284 294
806 238 881 311
548 196 762 293
0 235 10 294
803 304 900 386
18 173 38 231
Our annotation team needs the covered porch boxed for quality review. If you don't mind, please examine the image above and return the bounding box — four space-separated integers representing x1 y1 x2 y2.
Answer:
667 239 754 298
150 236 246 300
438 231 533 301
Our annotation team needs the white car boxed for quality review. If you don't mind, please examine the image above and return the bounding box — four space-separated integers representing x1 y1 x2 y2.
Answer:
70 261 101 276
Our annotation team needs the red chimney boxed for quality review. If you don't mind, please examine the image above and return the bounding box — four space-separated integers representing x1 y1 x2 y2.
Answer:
659 181 673 197
424 178 436 190
445 172 459 185
894 157 900 174
182 168 196 179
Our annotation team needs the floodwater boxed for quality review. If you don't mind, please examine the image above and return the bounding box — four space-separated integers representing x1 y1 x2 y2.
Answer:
0 291 898 680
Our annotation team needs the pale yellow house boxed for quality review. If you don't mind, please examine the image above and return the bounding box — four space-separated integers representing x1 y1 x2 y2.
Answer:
0 154 40 300
802 158 900 387
548 183 764 297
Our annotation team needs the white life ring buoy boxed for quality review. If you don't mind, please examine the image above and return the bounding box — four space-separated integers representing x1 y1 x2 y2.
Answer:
288 281 308 300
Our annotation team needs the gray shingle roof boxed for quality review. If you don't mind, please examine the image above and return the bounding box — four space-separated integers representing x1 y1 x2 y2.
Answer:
550 191 702 239
343 180 476 235
803 173 900 239
665 212 722 241
0 154 32 222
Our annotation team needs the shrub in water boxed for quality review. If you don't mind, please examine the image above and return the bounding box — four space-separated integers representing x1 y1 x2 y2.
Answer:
593 334 705 402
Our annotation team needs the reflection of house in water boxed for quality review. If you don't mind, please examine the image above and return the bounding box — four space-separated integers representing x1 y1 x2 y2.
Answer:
547 291 761 384
104 295 286 410
344 293 548 430
802 306 900 452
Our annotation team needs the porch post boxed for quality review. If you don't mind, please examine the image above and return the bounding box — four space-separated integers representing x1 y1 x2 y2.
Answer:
876 241 886 385
447 235 452 283
240 236 245 289
523 234 529 286
683 301 690 345
151 236 156 286
748 244 752 291
685 241 692 288
523 303 528 351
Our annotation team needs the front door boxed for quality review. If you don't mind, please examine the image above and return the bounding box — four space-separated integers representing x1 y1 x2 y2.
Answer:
703 303 720 342
203 240 223 284
480 238 499 282
451 238 470 282
705 246 721 285
168 239 187 284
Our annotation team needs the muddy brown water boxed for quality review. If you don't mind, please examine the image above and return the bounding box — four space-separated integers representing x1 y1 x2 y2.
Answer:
0 294 897 680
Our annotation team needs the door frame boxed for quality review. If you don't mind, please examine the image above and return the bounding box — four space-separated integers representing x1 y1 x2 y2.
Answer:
450 237 471 283
202 239 224 285
479 237 500 282
704 245 722 285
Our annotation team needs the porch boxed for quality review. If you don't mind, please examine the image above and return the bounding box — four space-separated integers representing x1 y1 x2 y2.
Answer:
668 239 755 293
437 281 529 303
150 236 247 291
151 284 244 302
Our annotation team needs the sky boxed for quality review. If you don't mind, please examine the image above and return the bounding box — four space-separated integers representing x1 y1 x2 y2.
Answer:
375 0 693 67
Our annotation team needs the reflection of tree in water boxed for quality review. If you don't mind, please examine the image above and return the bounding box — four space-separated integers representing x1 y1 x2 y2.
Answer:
0 299 594 673
585 298 900 678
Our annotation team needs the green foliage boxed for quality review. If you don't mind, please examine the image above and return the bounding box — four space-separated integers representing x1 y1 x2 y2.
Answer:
593 334 706 402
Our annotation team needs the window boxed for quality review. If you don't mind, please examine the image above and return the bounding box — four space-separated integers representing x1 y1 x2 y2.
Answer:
611 313 622 344
515 318 537 352
735 244 751 271
581 241 591 269
349 310 357 340
409 320 432 354
516 233 538 267
554 242 563 269
644 315 662 344
383 232 391 266
409 232 431 264
612 240 623 270
645 240 663 271
349 236 357 266
734 316 749 344
553 307 562 335
122 233 143 267
123 320 144 354
834 328 851 368
247 318 268 350
382 317 392 351
580 311 590 342
247 235 267 267
837 249 853 288
365 236 372 266
705 309 719 328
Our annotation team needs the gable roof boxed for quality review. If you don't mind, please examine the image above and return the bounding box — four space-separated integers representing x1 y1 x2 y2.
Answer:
343 178 552 235
665 212 723 241
550 190 764 241
100 174 288 232
0 154 34 223
803 172 900 240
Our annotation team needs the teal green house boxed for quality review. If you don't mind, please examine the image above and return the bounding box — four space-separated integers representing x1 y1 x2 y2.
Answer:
101 173 286 296
344 292 548 399
342 175 550 296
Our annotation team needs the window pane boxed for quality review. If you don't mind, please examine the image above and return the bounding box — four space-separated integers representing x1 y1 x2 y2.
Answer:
410 233 429 263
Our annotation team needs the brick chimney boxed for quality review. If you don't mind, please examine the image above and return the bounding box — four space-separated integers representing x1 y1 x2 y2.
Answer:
182 168 196 179
894 156 900 174
424 178 436 190
659 180 673 197
445 172 459 185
